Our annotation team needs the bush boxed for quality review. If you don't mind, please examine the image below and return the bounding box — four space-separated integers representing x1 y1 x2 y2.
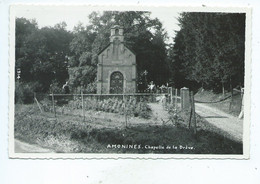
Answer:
49 80 64 94
85 81 97 94
15 82 42 104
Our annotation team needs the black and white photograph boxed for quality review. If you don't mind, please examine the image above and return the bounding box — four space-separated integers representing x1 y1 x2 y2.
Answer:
9 5 251 158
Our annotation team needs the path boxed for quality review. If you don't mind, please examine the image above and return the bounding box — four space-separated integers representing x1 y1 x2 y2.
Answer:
15 139 54 153
195 103 243 143
148 102 170 124
148 101 243 143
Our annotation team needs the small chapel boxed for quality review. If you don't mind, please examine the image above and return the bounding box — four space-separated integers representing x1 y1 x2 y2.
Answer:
96 25 137 94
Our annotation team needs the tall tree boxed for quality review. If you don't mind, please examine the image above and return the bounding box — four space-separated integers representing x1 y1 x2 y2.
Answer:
15 18 38 83
15 18 73 92
170 12 245 92
68 11 171 92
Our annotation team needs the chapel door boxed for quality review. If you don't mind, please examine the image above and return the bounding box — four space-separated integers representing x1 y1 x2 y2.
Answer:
110 71 124 94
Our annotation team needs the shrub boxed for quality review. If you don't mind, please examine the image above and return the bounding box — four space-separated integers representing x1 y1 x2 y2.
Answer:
85 81 97 94
15 82 42 104
49 80 63 94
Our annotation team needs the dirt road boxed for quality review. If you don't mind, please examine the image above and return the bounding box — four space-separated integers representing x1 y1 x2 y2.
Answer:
15 139 54 153
195 103 243 143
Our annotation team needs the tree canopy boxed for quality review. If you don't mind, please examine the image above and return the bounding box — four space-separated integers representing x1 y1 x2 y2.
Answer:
169 12 245 92
15 18 73 92
68 11 170 92
15 11 246 96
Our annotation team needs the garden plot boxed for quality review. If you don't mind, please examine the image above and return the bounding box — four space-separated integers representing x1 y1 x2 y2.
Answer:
14 102 243 154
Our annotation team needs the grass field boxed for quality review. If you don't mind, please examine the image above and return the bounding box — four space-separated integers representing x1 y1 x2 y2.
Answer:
14 104 242 154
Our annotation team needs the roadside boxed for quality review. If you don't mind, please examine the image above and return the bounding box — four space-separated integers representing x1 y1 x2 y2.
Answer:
195 103 243 143
15 139 54 153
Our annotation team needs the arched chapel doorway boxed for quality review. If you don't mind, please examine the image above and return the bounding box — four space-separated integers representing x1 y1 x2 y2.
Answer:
110 71 124 94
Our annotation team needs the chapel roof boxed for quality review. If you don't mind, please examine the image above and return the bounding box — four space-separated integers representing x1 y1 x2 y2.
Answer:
97 43 136 56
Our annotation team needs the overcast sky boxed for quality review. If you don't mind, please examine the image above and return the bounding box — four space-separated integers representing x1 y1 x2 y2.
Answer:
15 5 181 43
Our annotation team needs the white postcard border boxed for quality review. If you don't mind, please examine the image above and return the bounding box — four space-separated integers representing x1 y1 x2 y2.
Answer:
8 4 252 159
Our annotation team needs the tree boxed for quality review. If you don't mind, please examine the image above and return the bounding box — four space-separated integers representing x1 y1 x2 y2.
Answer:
15 18 73 92
15 18 38 83
170 12 245 92
68 11 171 92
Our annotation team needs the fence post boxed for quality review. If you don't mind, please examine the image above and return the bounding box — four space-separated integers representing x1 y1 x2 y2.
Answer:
175 88 178 108
180 87 190 110
34 92 43 113
123 78 128 128
238 88 244 119
169 87 173 105
52 92 56 118
189 91 197 135
189 92 192 129
229 84 233 111
81 91 85 121
34 92 36 105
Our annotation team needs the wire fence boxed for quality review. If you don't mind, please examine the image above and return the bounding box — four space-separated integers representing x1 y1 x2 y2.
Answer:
194 92 240 103
15 87 243 136
26 90 181 126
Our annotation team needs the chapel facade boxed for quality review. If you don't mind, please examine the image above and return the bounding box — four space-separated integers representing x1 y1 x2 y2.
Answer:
96 25 137 94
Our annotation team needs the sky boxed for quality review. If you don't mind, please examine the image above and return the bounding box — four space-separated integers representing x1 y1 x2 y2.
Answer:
15 5 181 43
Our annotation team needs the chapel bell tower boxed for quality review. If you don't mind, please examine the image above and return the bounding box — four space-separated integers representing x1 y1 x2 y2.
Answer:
110 25 124 43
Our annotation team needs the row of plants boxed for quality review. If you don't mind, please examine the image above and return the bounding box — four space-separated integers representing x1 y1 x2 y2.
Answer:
70 97 152 119
42 96 152 119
